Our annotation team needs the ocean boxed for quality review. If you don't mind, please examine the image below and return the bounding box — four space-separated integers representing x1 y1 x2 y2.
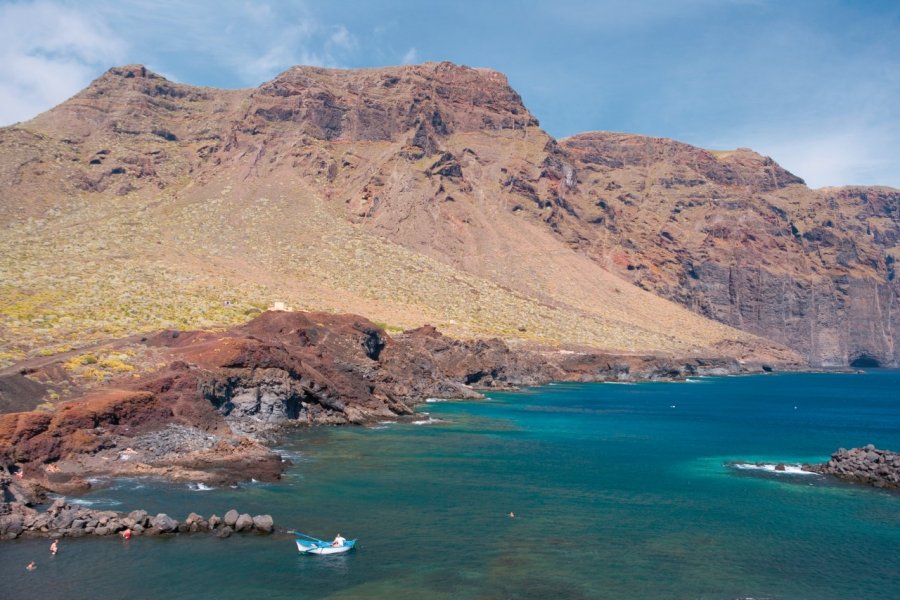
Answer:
2 371 899 599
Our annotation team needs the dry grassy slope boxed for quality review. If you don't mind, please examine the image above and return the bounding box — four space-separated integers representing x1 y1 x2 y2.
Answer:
0 63 798 369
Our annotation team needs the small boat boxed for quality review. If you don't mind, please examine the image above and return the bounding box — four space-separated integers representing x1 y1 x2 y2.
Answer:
292 531 357 555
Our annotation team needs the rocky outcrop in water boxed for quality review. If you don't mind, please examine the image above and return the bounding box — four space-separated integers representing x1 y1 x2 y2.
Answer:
805 445 900 489
0 497 273 540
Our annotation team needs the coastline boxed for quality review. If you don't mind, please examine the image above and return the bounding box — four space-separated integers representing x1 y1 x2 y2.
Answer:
1 310 803 506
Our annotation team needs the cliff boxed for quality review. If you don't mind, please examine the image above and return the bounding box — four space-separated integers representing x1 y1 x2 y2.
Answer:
556 133 898 366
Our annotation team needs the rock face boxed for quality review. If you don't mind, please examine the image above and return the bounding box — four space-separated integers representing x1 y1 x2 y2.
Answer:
557 133 899 367
0 310 779 492
0 499 273 540
806 445 900 489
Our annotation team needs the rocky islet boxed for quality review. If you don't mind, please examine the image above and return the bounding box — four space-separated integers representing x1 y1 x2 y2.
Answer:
805 445 900 489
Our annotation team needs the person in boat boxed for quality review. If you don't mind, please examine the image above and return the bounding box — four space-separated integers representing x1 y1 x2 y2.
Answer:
331 533 346 547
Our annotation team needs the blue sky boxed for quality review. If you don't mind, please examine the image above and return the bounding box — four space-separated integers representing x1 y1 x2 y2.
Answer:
1 0 898 189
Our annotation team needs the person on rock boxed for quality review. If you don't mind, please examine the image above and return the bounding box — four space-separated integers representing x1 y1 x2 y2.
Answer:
331 533 346 547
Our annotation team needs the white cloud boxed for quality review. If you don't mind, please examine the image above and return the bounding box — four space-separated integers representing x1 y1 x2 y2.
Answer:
401 47 418 65
0 0 364 124
0 0 126 125
742 125 899 189
328 25 356 52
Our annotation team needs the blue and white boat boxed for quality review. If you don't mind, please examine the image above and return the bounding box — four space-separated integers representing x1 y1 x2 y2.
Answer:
292 531 357 555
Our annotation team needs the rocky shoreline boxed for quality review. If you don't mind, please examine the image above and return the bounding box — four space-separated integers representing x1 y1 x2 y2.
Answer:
0 497 274 540
804 445 900 490
0 310 795 505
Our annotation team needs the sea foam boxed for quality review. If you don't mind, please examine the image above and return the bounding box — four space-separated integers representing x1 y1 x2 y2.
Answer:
730 463 817 476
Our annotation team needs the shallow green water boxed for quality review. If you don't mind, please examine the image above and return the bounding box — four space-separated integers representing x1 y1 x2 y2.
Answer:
2 372 899 599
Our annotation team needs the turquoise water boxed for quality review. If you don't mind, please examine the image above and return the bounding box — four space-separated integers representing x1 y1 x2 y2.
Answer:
2 371 899 599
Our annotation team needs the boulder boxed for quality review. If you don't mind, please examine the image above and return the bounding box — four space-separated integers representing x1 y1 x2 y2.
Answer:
94 526 109 536
252 515 274 533
208 515 221 529
223 509 239 527
234 513 254 532
151 513 178 533
51 508 77 530
0 514 24 538
185 512 203 525
48 499 66 516
128 510 148 527
217 525 233 538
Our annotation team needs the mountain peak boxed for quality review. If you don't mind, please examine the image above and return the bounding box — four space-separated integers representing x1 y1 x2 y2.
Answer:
103 64 164 81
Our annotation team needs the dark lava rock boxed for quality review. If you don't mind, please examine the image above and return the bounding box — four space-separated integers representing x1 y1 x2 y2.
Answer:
805 446 900 490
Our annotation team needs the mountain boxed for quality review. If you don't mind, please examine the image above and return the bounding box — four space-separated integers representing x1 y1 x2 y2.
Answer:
0 61 892 370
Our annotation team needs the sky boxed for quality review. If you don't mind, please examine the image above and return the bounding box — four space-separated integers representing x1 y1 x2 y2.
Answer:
0 0 898 189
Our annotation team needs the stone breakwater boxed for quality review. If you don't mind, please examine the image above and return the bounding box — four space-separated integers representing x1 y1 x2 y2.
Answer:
0 498 274 540
805 445 900 489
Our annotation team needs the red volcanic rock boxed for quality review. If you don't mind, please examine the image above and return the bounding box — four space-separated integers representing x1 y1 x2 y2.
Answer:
0 310 773 492
0 390 166 466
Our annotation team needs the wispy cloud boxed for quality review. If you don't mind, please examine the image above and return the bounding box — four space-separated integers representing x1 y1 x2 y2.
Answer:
735 123 899 189
0 0 125 124
0 0 359 124
401 47 418 64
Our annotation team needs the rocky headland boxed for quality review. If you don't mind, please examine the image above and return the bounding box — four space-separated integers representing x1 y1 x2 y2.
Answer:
805 445 900 490
0 310 782 505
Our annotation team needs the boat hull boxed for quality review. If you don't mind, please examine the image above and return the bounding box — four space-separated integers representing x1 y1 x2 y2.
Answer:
296 539 356 555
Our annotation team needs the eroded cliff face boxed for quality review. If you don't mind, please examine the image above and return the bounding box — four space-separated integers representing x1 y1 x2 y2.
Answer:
533 133 896 367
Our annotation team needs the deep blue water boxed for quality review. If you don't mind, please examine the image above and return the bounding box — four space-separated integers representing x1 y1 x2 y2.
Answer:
2 371 899 599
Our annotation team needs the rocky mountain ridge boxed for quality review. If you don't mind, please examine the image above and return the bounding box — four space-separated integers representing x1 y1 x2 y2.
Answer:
0 62 798 372
0 61 895 367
